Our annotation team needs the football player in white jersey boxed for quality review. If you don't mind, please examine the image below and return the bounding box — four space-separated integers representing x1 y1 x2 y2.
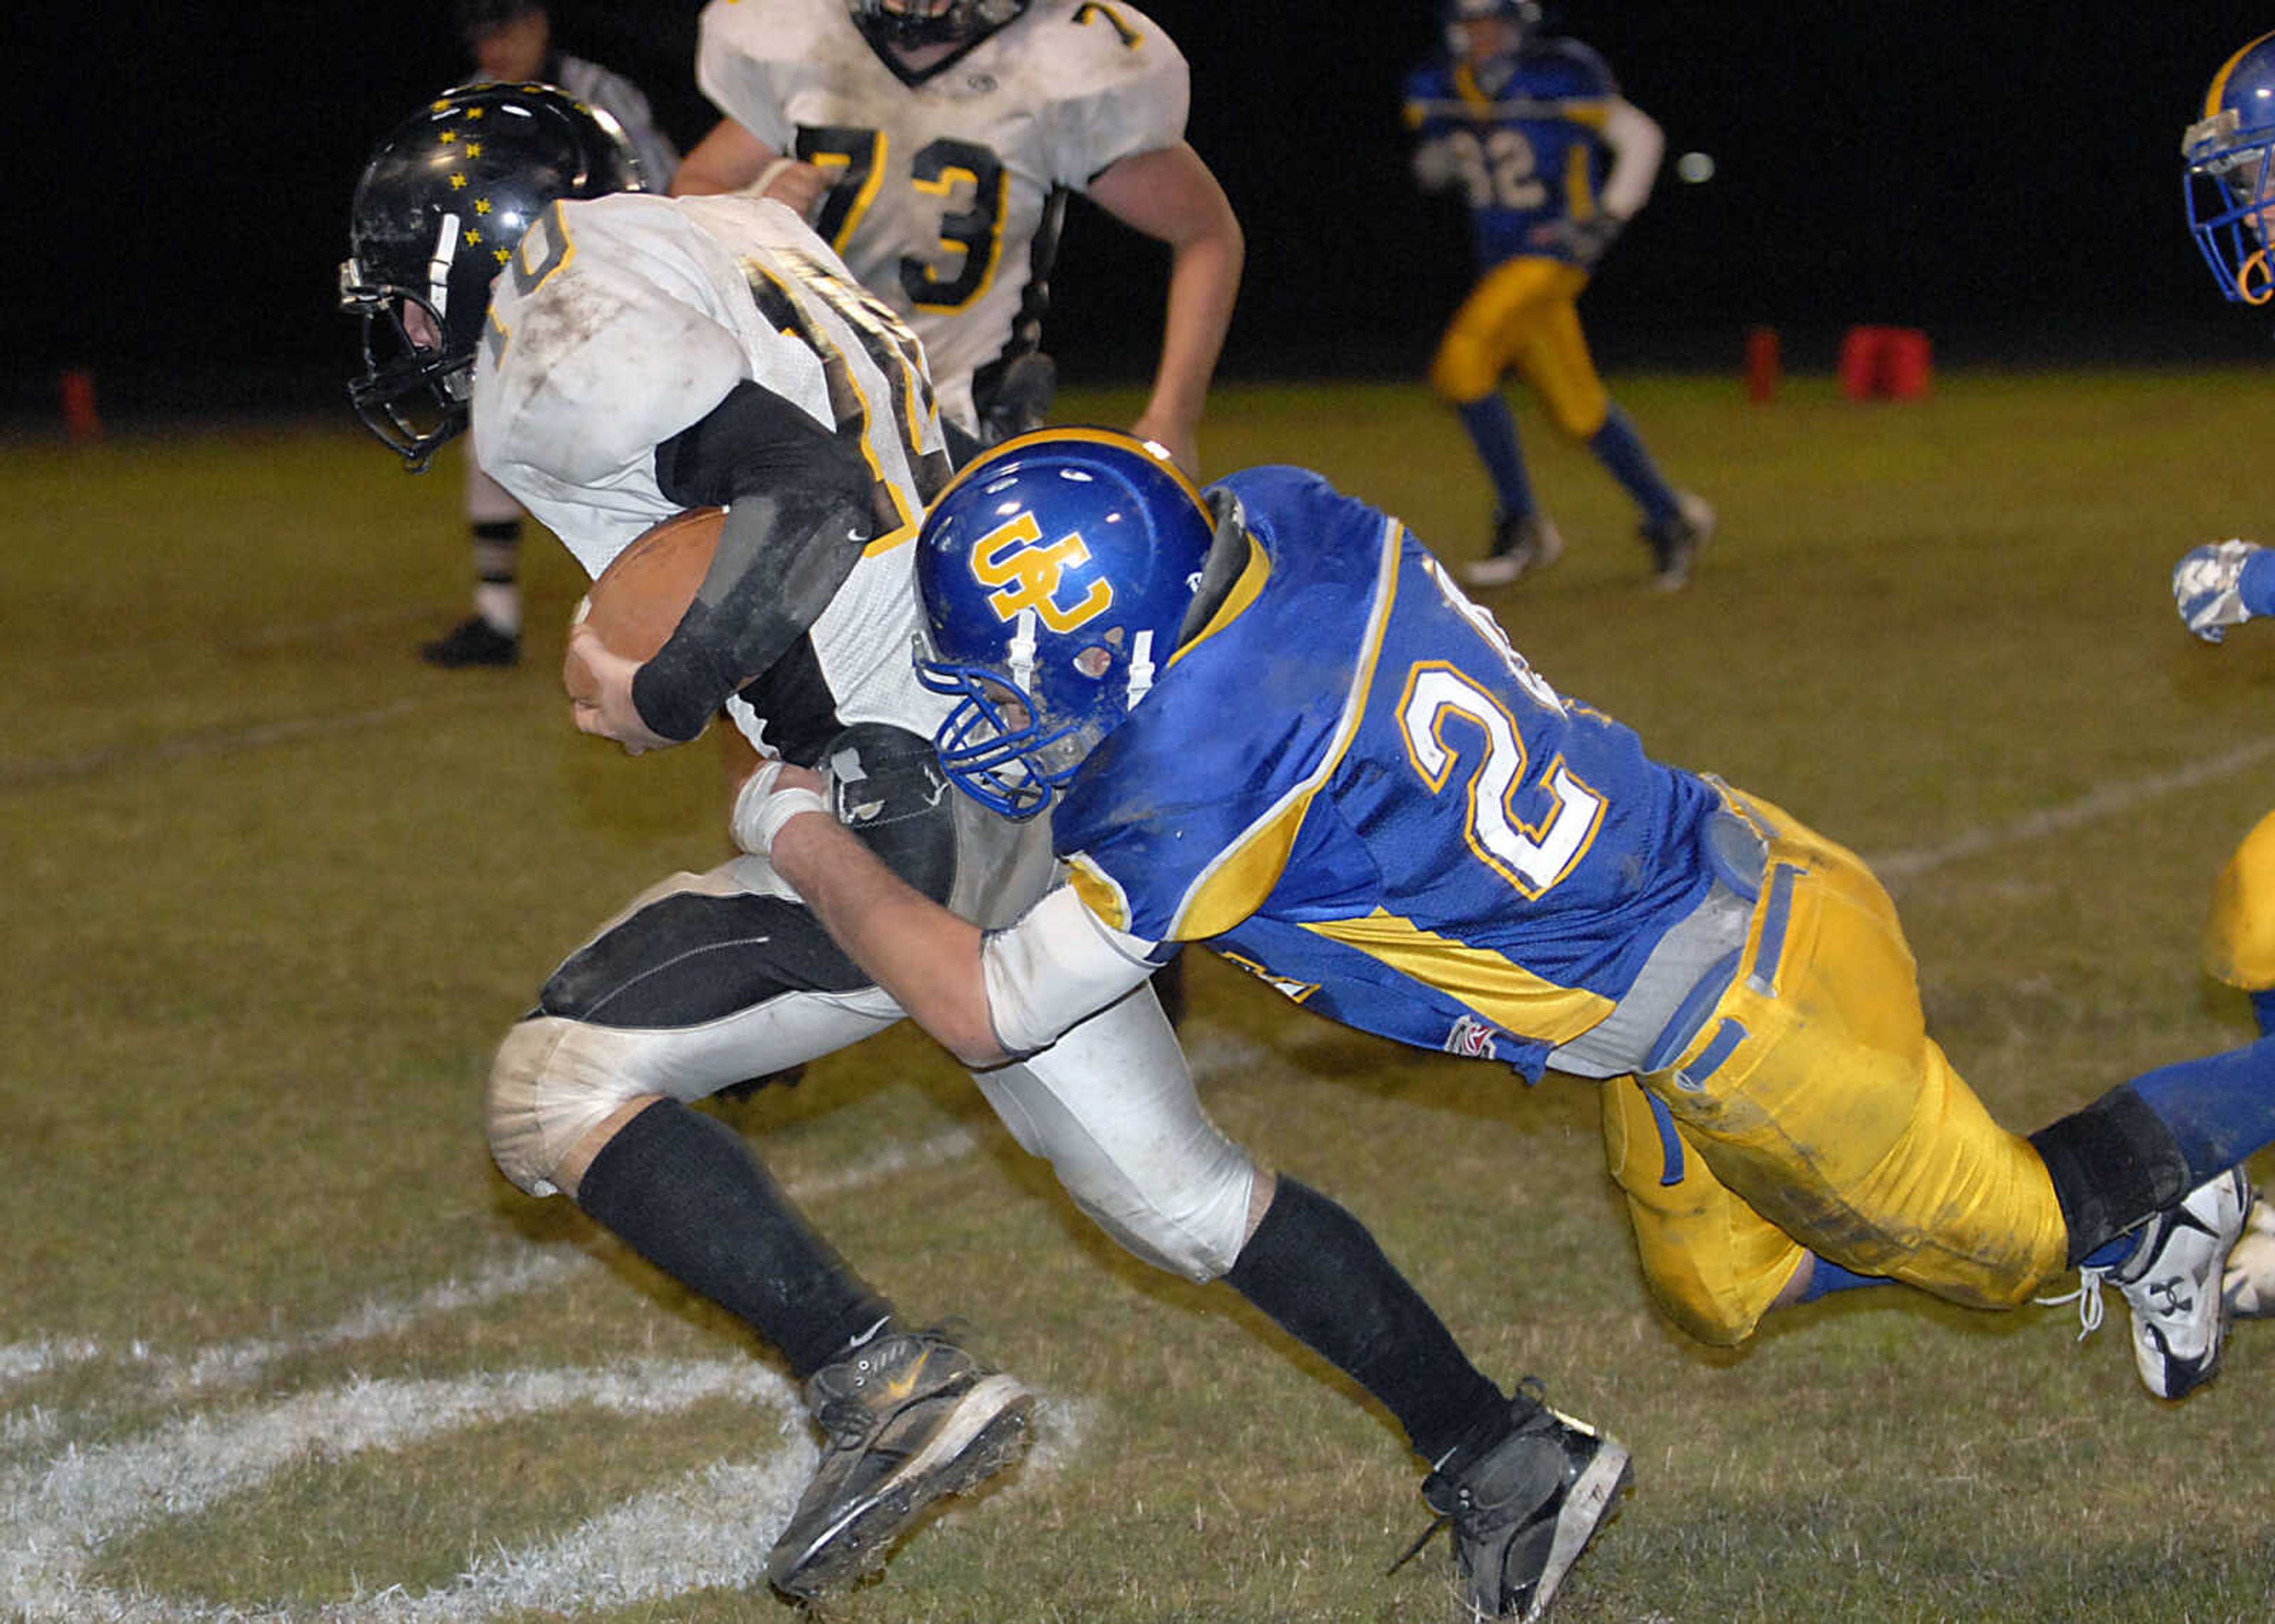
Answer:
669 0 1241 475
344 83 1582 1614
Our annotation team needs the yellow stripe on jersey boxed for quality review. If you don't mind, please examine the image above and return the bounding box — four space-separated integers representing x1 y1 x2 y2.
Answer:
814 129 891 259
743 249 918 537
1068 854 1135 933
1301 907 1615 1045
1168 518 1405 941
1167 530 1268 670
1565 144 1597 220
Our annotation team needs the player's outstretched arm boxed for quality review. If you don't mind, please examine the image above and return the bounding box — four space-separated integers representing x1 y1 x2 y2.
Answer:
2174 539 2275 642
1084 142 1244 473
755 768 1011 1065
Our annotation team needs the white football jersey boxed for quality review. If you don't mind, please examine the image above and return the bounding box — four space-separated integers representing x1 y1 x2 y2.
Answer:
473 190 954 751
696 0 1189 432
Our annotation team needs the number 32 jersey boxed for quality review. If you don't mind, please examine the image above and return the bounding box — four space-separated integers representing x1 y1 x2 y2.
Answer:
1401 37 1622 271
696 0 1189 433
1054 466 1725 1080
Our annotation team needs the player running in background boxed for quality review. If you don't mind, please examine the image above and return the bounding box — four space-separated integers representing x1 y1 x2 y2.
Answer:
1404 0 1711 590
668 0 1241 475
743 430 2275 1426
413 0 682 670
344 84 1619 1620
2168 27 2275 1319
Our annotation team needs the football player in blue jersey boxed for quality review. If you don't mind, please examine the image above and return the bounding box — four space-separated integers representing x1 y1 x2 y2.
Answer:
1402 0 1710 590
712 429 2275 1440
2169 28 2275 1319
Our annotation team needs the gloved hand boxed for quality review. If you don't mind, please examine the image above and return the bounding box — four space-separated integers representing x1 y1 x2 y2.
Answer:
1531 213 1624 268
2174 539 2265 643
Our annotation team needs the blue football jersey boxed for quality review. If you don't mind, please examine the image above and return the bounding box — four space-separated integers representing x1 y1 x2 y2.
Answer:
1052 465 1723 1078
1401 36 1622 269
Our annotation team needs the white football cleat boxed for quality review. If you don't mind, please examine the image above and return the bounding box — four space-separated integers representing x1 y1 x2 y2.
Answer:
1464 512 1565 588
2085 1167 2252 1399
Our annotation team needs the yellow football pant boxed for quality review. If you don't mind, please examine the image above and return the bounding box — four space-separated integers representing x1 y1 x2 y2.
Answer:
2205 807 2275 989
1600 792 2070 1346
1428 256 1611 441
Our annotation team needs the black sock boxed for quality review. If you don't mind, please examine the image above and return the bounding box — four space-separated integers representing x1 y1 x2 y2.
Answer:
1224 1175 1505 1464
2029 1085 2192 1266
575 1099 892 1378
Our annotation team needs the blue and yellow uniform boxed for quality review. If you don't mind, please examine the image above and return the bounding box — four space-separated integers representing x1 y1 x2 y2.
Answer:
1402 19 1706 586
1051 466 2067 1343
1402 38 1622 435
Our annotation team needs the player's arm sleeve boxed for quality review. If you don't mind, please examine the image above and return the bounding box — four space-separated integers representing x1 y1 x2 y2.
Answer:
693 2 797 152
629 383 877 741
982 885 1167 1055
1044 12 1192 186
1598 98 1664 219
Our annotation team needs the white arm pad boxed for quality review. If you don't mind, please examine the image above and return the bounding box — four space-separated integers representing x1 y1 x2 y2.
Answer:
1598 99 1664 220
982 885 1162 1056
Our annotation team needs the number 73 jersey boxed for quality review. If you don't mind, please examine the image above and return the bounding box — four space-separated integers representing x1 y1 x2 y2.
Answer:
1053 466 1726 1079
696 0 1190 428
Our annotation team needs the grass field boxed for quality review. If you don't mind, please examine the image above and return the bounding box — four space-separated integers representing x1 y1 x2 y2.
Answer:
9 370 2275 1623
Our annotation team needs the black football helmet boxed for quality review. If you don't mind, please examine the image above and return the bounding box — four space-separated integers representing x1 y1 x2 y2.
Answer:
847 0 1028 53
339 82 643 470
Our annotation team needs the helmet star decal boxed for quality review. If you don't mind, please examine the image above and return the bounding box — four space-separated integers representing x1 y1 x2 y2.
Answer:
339 82 645 470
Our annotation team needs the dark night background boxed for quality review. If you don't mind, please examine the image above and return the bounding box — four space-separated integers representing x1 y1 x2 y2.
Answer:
21 4 2275 423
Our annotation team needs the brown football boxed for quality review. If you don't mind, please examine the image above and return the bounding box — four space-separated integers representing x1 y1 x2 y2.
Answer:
563 506 724 704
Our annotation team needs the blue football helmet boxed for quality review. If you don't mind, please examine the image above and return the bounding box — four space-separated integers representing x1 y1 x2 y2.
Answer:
339 82 643 469
2184 30 2275 307
914 430 1214 820
1441 0 1540 60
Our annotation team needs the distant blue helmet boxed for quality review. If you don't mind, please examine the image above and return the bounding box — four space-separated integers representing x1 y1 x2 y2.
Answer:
1441 0 1540 59
2184 30 2275 307
914 429 1213 820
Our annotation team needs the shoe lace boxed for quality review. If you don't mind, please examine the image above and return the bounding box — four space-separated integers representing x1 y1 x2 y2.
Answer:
2034 1271 2106 1343
1385 1377 1549 1578
1386 1511 1449 1577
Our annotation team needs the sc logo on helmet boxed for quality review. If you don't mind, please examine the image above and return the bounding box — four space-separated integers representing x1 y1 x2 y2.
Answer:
968 511 1113 632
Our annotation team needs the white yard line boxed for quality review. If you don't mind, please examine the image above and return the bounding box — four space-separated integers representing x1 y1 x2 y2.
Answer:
0 1113 1114 1620
1868 735 2275 885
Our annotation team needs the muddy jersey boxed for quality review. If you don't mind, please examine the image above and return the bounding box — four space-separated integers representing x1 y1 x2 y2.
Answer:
695 0 1188 432
473 190 953 754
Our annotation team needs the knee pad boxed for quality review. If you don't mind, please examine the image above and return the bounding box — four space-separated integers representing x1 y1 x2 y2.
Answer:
486 1015 656 1198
